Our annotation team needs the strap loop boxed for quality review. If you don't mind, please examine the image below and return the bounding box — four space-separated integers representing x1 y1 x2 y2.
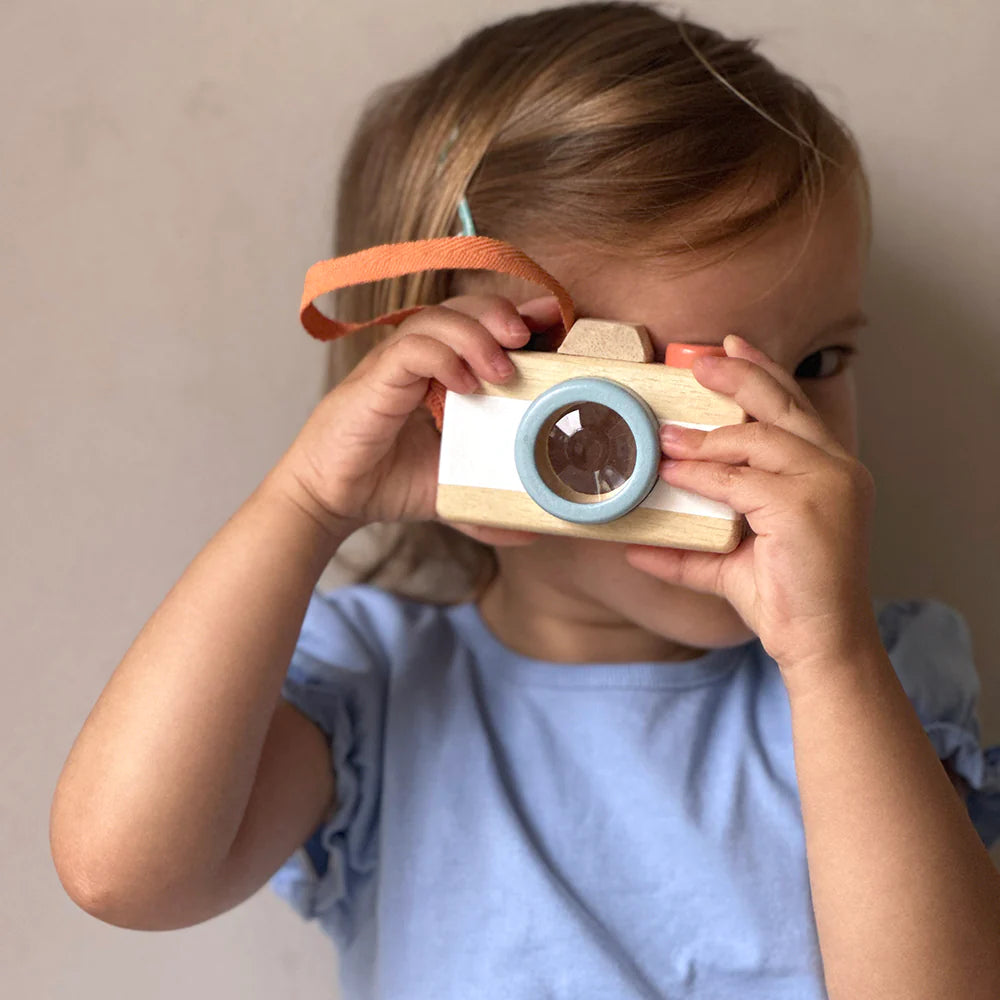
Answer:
300 236 576 341
299 236 578 430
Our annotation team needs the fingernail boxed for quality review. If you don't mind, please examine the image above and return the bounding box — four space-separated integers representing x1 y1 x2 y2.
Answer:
696 354 723 369
517 295 558 313
661 424 685 442
507 317 531 340
491 354 515 378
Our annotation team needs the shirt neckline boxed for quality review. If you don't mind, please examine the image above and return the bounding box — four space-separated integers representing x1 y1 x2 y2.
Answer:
448 600 755 690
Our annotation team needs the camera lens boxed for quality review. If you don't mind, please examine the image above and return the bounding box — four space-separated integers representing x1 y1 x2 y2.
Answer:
514 376 659 524
541 402 636 499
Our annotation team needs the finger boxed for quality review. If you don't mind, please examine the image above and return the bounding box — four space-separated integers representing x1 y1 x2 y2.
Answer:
388 302 520 384
660 421 831 477
440 293 537 349
658 457 779 517
724 334 814 406
389 296 532 386
515 295 564 329
690 336 840 453
358 334 482 420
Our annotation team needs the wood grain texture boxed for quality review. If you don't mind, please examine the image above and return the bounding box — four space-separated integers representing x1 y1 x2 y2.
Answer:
437 484 745 552
556 318 654 362
487 351 747 426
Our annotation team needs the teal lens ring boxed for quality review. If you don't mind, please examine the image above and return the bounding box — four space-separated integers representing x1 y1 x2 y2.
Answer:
514 377 661 524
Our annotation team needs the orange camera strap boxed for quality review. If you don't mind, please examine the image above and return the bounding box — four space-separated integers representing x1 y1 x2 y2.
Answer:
299 236 578 429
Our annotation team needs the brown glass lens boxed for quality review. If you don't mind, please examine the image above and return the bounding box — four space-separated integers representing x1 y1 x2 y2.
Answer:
543 402 637 497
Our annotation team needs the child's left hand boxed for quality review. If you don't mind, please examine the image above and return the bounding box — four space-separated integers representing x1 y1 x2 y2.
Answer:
625 334 880 672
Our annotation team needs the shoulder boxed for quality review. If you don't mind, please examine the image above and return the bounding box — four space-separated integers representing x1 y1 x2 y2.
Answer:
876 597 972 656
874 599 1000 848
874 598 979 724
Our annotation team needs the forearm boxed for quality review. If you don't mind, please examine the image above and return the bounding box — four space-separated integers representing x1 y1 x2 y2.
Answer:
784 644 1000 1000
51 458 350 909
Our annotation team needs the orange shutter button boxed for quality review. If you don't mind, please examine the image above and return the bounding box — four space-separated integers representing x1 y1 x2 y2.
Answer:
664 342 727 368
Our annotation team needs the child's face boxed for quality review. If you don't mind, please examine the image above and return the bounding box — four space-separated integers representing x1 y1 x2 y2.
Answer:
453 176 870 657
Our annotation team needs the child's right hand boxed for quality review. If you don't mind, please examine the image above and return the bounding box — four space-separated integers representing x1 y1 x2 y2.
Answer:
277 293 563 538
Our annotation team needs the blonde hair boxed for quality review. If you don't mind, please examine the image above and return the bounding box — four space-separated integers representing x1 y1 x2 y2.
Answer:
324 1 867 602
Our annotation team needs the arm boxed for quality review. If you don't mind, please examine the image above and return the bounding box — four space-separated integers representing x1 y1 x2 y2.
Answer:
944 758 972 803
624 334 1000 996
784 646 1000 1000
50 291 546 930
50 461 349 930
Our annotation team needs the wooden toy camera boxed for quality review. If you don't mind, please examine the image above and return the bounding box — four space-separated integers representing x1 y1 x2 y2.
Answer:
298 236 749 553
436 318 749 553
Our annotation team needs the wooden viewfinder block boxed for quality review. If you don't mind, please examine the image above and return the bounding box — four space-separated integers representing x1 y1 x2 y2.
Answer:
557 318 654 362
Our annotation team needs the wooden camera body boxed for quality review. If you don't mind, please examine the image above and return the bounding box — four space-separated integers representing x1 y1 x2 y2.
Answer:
435 319 750 553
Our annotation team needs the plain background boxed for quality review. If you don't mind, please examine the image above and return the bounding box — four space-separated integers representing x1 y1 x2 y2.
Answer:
3 1 998 997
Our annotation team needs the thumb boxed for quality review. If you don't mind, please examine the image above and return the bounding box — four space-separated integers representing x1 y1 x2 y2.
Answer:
624 543 728 598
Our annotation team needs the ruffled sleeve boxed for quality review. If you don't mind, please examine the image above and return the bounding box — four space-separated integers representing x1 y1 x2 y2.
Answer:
269 585 391 945
878 599 1000 848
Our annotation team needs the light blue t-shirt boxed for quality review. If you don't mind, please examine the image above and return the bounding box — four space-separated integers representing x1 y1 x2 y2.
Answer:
270 585 1000 1000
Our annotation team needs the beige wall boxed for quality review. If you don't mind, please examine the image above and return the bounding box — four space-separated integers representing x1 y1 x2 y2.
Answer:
4 1 998 996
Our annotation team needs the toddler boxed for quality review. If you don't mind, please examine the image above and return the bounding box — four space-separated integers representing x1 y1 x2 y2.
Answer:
51 4 1000 999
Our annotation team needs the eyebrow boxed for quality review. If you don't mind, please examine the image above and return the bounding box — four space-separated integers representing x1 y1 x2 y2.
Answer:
818 310 869 338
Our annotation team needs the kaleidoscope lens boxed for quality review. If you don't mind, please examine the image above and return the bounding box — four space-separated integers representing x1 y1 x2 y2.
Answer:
543 402 636 498
514 378 660 524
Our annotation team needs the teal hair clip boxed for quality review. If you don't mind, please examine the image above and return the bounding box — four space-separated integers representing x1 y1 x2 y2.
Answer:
456 196 477 237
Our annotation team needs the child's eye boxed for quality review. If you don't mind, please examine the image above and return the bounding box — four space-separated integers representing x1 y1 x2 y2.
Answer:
794 346 857 380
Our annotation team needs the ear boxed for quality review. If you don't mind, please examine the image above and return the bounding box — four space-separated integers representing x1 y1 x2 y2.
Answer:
447 521 542 547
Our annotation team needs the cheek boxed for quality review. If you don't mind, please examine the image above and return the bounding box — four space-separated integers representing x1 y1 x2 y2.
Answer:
805 377 859 454
827 405 859 455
